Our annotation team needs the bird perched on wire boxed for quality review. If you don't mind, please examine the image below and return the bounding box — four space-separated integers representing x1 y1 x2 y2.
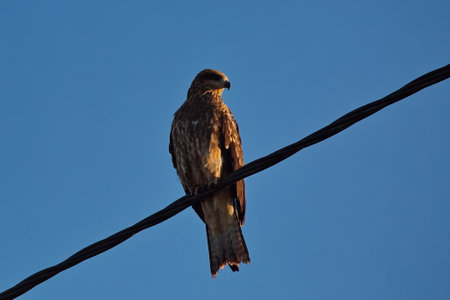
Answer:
169 69 250 277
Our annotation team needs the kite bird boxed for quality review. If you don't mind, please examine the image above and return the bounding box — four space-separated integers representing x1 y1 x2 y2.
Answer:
169 69 250 277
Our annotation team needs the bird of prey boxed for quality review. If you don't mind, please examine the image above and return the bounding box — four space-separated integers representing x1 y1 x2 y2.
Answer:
169 69 250 277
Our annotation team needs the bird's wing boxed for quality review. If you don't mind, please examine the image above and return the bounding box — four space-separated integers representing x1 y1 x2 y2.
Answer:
221 111 246 226
170 119 207 222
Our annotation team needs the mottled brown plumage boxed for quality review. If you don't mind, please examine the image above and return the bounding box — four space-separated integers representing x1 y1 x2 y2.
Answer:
169 69 250 277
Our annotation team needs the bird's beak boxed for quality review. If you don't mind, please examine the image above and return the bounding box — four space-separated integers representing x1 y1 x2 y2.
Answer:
224 80 231 90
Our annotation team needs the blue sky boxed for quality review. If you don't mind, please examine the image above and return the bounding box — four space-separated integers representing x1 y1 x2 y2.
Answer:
1 1 449 299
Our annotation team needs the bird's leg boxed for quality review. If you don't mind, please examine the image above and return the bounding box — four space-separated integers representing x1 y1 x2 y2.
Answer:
196 177 220 195
208 177 220 187
193 186 201 196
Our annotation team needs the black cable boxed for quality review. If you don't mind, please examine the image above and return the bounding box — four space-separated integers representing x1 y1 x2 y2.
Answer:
1 64 449 300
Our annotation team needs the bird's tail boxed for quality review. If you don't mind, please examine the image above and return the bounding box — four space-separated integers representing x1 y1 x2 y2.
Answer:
206 216 250 278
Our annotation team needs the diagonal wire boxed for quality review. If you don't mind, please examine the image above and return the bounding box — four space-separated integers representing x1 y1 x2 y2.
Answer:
1 64 449 300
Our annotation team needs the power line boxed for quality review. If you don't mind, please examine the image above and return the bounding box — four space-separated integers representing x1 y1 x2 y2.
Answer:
1 64 449 300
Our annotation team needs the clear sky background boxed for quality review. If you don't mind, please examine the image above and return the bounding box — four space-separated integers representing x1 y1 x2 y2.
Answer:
1 1 449 299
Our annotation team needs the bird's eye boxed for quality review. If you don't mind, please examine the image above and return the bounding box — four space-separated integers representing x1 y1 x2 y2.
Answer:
198 73 223 82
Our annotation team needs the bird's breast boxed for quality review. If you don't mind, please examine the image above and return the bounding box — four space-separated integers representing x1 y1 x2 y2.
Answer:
173 115 223 188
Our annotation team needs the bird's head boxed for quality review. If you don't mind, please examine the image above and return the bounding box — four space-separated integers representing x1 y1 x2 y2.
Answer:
188 69 230 97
